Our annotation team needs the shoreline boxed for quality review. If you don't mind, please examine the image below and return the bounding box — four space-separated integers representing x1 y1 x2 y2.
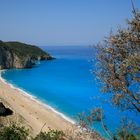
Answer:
0 71 75 125
0 70 74 135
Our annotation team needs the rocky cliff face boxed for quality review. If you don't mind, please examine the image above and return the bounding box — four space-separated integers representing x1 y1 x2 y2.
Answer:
0 44 13 69
0 41 53 70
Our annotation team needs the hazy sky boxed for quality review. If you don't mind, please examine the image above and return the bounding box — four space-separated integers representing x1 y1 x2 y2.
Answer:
0 0 140 46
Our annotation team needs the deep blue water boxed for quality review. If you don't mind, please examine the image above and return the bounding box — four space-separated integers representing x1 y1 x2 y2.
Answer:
1 46 140 138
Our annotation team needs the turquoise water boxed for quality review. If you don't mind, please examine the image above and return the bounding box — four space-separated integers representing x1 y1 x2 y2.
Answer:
1 46 140 138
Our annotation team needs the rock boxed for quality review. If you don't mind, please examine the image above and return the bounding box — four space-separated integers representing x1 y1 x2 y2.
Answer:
0 102 13 116
0 40 54 69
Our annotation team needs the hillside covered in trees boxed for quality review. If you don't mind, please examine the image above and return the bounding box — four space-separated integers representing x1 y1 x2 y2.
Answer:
0 41 53 69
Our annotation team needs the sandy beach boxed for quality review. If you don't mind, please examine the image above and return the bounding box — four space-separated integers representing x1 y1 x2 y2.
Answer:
0 76 73 136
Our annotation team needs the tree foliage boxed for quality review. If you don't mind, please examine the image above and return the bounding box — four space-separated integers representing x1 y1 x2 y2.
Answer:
95 10 140 112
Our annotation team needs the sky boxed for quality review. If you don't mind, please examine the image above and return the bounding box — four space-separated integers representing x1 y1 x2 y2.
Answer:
0 0 140 46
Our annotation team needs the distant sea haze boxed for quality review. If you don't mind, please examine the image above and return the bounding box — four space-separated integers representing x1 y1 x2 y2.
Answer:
1 46 140 138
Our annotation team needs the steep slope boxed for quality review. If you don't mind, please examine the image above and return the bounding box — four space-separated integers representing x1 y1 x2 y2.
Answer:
0 41 53 69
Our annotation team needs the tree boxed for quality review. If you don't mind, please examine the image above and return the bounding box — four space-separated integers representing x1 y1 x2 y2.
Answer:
95 9 140 113
77 108 140 140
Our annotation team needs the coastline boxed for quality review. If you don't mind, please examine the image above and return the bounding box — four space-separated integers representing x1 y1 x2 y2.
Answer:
0 70 74 135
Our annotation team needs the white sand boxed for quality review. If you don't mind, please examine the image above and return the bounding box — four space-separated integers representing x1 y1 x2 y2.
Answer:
0 77 73 135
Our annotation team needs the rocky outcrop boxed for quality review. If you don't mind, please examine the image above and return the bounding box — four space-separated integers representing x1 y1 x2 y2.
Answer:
0 41 53 69
0 43 13 69
0 102 13 116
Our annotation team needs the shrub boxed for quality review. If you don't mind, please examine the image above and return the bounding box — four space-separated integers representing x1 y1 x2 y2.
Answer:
34 128 65 140
0 124 29 140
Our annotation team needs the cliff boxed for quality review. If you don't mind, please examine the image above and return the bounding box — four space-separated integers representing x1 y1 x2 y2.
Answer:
0 41 53 69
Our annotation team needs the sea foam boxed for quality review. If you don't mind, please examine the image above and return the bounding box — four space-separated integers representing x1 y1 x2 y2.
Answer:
0 70 76 125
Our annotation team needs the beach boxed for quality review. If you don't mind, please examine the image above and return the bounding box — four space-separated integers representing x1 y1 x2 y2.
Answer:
0 75 74 136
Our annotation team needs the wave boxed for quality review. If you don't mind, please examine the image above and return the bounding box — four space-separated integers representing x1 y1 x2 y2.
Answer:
0 70 76 125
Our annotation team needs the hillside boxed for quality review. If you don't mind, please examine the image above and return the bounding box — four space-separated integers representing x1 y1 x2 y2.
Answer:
0 41 53 69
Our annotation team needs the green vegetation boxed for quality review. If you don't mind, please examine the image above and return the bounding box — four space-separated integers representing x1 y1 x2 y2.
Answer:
0 124 65 140
0 121 138 140
0 124 29 140
0 40 53 69
1 3 140 140
0 123 103 140
4 41 52 60
34 129 65 140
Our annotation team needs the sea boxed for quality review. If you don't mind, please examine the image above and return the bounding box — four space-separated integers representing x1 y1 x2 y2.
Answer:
1 46 140 138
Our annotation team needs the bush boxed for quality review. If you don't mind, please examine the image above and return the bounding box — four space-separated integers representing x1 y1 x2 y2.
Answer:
34 128 65 140
0 124 29 140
